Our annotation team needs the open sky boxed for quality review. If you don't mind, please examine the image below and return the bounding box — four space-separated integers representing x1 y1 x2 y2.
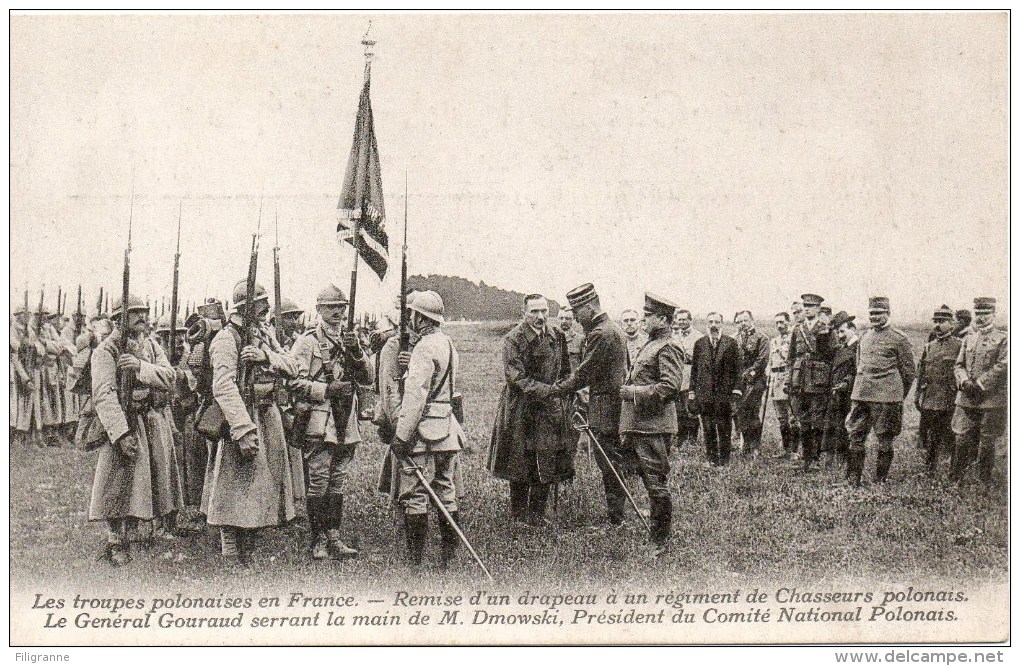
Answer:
10 12 1009 322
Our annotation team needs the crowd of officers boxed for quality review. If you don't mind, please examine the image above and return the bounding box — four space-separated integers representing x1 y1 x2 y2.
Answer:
9 280 1007 568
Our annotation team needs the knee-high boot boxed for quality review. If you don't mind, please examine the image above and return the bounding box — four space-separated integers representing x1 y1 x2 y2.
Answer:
509 482 529 523
439 511 459 568
404 513 428 566
326 495 359 560
306 496 329 560
875 450 894 483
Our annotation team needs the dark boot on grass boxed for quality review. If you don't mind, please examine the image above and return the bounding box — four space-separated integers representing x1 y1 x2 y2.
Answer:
439 511 460 569
404 513 427 566
326 495 359 560
875 450 894 483
306 496 329 560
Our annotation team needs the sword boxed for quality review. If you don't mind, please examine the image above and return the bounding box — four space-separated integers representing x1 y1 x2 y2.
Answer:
397 455 494 581
570 411 650 532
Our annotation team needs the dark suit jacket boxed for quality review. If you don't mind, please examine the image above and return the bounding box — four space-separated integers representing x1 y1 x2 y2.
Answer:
690 334 741 405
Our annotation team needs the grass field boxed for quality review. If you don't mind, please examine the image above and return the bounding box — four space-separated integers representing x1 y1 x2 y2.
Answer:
9 321 1008 633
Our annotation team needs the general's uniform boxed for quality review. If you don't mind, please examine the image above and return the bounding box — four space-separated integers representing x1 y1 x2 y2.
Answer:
915 306 962 476
768 330 793 453
734 327 769 453
556 284 630 526
845 297 916 485
488 320 574 523
289 309 373 559
950 298 1007 483
673 326 704 445
88 315 184 562
786 294 835 467
619 293 683 552
205 306 299 560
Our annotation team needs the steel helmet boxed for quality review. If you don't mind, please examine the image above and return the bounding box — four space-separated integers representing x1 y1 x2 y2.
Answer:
408 290 445 324
231 280 270 311
111 294 148 317
154 314 174 333
316 284 349 307
280 298 304 316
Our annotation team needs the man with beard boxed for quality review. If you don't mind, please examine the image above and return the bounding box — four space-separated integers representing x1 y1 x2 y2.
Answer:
690 312 741 467
489 294 574 527
950 297 1007 485
822 311 858 473
733 310 769 456
620 293 683 556
845 296 916 485
671 309 704 447
768 312 794 457
289 284 372 560
621 309 647 368
914 305 961 477
88 295 183 565
555 283 630 527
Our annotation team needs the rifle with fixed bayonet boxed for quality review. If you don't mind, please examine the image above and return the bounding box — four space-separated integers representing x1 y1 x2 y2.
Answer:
238 200 263 419
118 191 137 436
169 201 183 366
273 208 283 346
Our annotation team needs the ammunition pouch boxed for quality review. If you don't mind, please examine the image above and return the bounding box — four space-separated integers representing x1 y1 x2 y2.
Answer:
195 400 230 441
417 402 452 443
75 397 109 452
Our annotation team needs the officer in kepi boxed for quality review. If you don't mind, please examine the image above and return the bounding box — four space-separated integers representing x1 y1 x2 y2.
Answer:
619 293 683 557
289 284 372 561
390 291 468 568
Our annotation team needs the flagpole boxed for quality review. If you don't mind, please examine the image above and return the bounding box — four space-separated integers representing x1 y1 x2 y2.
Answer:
348 35 375 330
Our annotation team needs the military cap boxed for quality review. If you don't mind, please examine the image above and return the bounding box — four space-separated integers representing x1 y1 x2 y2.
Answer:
829 310 855 330
643 292 678 318
111 294 148 316
820 306 832 316
280 298 304 316
868 296 890 312
932 305 954 322
316 283 349 307
973 297 996 314
231 281 270 309
408 290 445 323
566 283 598 309
801 293 824 306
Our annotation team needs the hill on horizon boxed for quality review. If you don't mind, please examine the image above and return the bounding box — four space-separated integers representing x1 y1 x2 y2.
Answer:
407 274 561 321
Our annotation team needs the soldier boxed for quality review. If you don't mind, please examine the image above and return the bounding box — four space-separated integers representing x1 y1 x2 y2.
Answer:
787 293 835 472
733 310 769 455
189 298 227 523
10 305 39 447
38 310 66 446
621 309 648 367
57 316 81 440
915 305 962 477
390 291 468 566
768 312 794 457
554 284 630 527
822 311 857 472
949 297 1007 485
791 300 805 326
489 294 574 527
845 296 916 486
288 284 372 560
204 281 299 564
88 295 184 566
274 299 305 350
672 309 704 447
620 293 683 556
559 306 584 373
953 309 972 339
270 298 307 521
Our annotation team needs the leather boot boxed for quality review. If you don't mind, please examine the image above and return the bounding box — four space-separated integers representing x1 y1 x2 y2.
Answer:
404 513 428 566
220 527 242 564
847 450 865 487
104 519 132 566
306 496 329 560
801 429 816 471
528 484 551 527
326 495 359 560
439 511 459 568
650 497 672 557
875 450 894 483
509 482 529 523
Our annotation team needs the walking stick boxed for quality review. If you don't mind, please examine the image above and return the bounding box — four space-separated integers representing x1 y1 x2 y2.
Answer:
398 456 494 581
570 412 650 532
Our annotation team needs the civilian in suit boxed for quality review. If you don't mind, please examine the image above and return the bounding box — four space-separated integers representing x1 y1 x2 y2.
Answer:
689 312 742 466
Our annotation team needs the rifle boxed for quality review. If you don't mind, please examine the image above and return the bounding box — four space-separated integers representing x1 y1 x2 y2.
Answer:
74 285 83 339
36 286 45 337
169 201 182 366
272 207 282 345
56 286 62 318
398 171 409 394
118 190 137 436
238 199 263 420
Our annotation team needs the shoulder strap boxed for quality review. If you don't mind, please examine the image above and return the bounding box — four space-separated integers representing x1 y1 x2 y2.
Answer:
427 339 454 404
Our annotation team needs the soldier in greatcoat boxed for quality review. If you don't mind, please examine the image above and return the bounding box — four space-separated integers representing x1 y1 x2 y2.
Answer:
555 283 630 526
949 297 1007 484
733 310 769 455
289 284 372 560
822 311 858 472
390 291 468 567
10 306 39 447
845 296 916 486
786 293 836 472
620 293 683 556
38 310 67 446
57 316 81 440
489 293 574 527
88 295 184 566
914 305 962 477
204 281 299 564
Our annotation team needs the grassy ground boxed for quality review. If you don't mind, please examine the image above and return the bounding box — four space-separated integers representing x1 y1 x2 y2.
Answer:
10 322 1007 599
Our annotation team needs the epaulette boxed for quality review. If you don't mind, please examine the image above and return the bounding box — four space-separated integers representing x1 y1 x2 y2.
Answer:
890 327 910 340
